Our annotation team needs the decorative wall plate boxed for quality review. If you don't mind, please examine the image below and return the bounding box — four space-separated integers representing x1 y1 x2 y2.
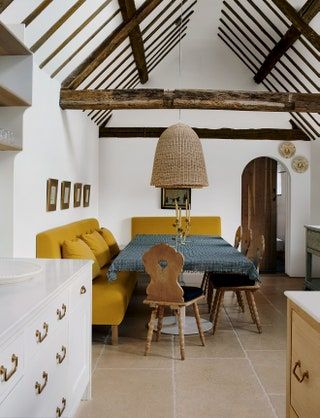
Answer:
292 156 309 173
279 141 296 159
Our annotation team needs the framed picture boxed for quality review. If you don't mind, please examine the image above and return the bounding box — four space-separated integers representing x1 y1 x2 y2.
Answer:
46 178 58 212
74 183 82 207
83 184 91 207
60 181 71 210
161 188 191 210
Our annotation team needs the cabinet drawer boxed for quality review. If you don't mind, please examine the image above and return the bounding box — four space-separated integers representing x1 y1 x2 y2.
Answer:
69 272 91 312
25 291 69 362
0 333 24 403
291 311 320 417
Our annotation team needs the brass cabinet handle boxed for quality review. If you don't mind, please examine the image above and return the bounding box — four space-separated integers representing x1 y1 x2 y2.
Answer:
56 304 67 320
35 322 49 343
35 371 48 395
293 361 309 383
0 354 18 382
80 285 86 295
56 397 66 417
56 346 67 364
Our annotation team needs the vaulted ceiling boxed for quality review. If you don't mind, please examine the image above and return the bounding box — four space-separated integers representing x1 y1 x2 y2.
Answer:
1 0 319 139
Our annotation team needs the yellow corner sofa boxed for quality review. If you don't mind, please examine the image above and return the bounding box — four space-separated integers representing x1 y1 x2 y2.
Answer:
131 216 221 238
36 218 137 345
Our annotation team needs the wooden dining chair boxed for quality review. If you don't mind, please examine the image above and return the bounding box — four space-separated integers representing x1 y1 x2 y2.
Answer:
209 235 265 335
142 243 205 360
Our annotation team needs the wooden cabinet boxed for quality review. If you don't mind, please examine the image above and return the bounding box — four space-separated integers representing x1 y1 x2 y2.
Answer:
305 225 320 290
286 292 320 418
0 259 92 418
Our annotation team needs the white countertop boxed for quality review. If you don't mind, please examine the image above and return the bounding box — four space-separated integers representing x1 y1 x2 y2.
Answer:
305 225 320 232
0 258 91 340
285 291 320 323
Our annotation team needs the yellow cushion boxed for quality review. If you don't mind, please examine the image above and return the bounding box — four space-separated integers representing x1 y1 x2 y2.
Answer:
62 238 100 279
98 228 120 258
81 230 111 268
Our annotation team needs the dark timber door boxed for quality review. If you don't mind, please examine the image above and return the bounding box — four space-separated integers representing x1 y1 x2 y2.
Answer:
242 157 277 272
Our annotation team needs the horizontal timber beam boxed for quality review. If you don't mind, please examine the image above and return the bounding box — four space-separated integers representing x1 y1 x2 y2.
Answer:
60 89 320 113
99 126 310 140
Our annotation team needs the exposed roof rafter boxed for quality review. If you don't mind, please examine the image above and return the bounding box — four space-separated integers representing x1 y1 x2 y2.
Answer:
119 0 148 84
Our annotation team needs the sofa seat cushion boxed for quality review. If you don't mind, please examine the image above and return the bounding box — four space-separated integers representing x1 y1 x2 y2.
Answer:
92 269 137 325
99 228 120 258
62 238 100 279
81 230 111 268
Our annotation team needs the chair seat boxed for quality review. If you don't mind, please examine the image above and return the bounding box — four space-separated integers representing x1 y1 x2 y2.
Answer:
182 286 204 302
209 273 256 287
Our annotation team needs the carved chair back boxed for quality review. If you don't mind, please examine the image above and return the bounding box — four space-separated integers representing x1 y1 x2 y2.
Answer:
234 226 243 250
142 243 184 303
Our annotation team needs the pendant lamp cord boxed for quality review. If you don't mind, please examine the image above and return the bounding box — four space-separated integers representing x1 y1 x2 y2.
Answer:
178 0 183 122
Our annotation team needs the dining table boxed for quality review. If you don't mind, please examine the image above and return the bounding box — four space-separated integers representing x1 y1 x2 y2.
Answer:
107 234 259 335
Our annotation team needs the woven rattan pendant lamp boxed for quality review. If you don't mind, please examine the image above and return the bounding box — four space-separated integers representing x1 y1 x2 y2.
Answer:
150 123 209 188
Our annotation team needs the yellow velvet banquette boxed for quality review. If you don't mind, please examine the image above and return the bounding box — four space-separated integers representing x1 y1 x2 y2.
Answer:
36 218 137 345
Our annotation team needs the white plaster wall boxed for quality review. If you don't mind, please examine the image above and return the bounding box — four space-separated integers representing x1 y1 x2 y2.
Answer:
11 65 99 257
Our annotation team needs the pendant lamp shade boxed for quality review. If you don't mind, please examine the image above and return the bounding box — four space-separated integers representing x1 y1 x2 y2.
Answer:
150 123 209 188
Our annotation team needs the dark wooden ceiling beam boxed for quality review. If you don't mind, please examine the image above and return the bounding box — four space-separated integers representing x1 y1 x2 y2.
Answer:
0 0 13 13
255 0 320 83
119 0 148 84
60 89 320 112
269 0 320 51
22 0 53 26
30 0 86 52
62 0 163 89
99 126 310 140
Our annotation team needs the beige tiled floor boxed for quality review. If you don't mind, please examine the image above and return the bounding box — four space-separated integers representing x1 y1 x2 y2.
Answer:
75 274 304 418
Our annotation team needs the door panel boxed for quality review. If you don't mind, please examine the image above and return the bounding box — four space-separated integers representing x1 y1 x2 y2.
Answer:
242 157 277 272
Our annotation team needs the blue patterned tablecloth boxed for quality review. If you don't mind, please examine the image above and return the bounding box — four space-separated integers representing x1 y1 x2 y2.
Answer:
107 234 259 282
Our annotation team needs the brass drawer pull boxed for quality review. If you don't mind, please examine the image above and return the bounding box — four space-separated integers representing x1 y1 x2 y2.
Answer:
293 361 309 383
56 397 66 417
35 322 49 343
35 371 48 394
0 354 18 382
80 285 86 295
57 304 67 320
56 346 67 364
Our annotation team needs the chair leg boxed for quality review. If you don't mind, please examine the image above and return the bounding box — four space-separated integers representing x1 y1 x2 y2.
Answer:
144 308 158 356
156 306 164 342
111 325 118 345
175 309 185 360
248 291 262 334
193 303 205 346
212 289 224 335
207 279 213 313
209 286 221 322
200 272 208 290
236 290 245 312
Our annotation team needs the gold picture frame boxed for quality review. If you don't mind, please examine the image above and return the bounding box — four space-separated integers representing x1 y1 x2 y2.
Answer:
46 178 58 212
83 184 91 207
74 183 82 207
161 188 191 210
61 181 71 210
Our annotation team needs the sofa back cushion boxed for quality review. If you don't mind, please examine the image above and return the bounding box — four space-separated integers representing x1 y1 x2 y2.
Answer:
99 228 120 258
81 230 111 268
62 238 100 279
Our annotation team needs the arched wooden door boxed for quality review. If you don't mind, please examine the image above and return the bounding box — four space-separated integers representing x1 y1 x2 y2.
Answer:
241 157 277 273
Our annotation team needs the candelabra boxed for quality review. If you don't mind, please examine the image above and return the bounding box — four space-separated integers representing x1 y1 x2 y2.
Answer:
173 198 191 246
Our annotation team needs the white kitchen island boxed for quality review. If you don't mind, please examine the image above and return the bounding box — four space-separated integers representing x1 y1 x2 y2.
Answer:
0 258 92 418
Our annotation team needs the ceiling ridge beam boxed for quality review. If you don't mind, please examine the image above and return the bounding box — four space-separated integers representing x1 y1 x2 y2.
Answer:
255 0 320 83
60 89 320 112
62 0 163 90
99 126 310 140
119 0 148 84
